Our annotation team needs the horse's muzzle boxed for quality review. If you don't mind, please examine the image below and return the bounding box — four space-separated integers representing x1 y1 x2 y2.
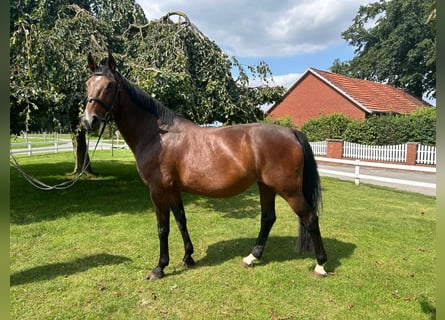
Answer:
81 114 100 132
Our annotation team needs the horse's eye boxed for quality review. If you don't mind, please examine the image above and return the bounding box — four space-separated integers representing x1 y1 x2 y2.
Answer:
106 83 114 89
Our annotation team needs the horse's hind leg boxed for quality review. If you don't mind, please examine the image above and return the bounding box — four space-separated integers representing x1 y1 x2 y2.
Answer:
286 195 327 277
170 193 195 267
241 183 276 267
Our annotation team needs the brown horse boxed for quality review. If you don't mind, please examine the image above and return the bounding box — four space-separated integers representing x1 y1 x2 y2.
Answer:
82 53 327 280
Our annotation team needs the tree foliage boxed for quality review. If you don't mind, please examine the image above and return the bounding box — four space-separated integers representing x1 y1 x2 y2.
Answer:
119 11 284 124
10 2 284 131
330 0 436 100
10 0 285 172
10 0 140 172
425 1 436 31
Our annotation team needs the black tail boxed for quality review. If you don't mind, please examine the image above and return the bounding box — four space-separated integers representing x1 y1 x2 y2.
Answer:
293 130 322 254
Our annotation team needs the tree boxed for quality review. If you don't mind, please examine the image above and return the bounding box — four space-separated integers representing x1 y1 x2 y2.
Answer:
119 11 284 125
330 0 435 100
10 0 139 173
10 1 284 173
425 1 436 31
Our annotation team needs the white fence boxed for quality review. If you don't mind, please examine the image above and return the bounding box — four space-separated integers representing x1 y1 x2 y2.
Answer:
10 141 73 156
416 144 436 165
315 157 436 192
10 139 128 156
309 141 327 156
310 141 436 165
343 141 407 162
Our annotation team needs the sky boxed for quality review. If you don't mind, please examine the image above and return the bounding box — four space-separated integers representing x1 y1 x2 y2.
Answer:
137 0 375 90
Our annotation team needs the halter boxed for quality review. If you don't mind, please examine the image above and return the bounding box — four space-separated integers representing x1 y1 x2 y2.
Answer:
85 71 121 120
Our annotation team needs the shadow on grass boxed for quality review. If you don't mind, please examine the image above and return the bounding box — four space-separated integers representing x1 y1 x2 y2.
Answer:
11 160 261 223
10 253 132 286
10 160 152 224
189 185 260 219
196 236 355 273
419 295 436 319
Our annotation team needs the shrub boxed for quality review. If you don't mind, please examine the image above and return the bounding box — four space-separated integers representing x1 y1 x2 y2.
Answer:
300 106 436 145
300 113 351 141
342 114 404 145
397 107 436 145
349 107 436 146
263 115 296 128
341 119 376 144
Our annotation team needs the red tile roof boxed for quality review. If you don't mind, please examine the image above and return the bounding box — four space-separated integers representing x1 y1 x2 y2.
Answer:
309 68 428 114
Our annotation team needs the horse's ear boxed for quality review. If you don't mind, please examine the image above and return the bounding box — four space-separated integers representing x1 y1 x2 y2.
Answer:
87 52 97 72
108 52 116 73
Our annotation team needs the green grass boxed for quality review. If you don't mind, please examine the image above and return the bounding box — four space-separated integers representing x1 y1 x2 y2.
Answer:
10 150 436 319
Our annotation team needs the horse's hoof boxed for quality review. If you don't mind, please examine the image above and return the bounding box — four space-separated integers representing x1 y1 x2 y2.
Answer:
146 271 164 281
313 264 327 278
181 257 195 268
240 260 253 268
313 271 328 279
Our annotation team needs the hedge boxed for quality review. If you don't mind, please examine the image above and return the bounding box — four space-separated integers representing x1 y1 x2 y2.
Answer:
270 107 436 146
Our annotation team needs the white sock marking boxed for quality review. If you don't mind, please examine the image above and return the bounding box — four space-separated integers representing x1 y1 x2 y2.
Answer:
314 263 327 276
242 253 257 266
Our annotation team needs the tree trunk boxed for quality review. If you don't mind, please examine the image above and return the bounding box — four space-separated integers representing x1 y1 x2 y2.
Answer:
71 126 93 175
67 102 93 177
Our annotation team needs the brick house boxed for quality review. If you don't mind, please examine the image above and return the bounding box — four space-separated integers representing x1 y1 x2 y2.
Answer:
266 68 428 127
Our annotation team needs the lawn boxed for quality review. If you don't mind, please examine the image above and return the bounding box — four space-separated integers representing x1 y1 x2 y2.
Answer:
10 150 436 319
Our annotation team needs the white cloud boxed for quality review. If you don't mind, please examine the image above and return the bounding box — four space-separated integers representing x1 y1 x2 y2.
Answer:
247 72 302 90
137 0 373 58
271 73 303 89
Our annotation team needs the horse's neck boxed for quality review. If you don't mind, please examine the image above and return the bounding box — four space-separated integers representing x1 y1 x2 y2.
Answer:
113 100 163 153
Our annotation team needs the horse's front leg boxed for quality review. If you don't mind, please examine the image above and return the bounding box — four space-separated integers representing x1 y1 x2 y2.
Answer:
171 193 195 267
147 190 171 280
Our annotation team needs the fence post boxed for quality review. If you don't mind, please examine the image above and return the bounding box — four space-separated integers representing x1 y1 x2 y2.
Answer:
326 139 344 159
354 160 360 185
28 142 32 156
54 141 58 153
406 142 419 165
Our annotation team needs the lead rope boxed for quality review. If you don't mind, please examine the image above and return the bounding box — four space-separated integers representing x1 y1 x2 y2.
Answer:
10 118 110 191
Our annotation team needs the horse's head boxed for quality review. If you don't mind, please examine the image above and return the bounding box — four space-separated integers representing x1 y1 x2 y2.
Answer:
82 52 120 131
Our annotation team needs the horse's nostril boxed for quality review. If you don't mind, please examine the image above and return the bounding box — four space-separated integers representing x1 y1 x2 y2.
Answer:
91 115 99 127
81 117 89 130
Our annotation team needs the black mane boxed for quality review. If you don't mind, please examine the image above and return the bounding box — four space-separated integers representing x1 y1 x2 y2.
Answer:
120 74 177 125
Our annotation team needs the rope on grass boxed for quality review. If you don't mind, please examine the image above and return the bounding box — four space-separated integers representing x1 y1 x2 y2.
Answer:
10 122 109 191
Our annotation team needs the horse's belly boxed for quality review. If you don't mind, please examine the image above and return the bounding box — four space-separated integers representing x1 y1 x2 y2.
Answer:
180 169 255 198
